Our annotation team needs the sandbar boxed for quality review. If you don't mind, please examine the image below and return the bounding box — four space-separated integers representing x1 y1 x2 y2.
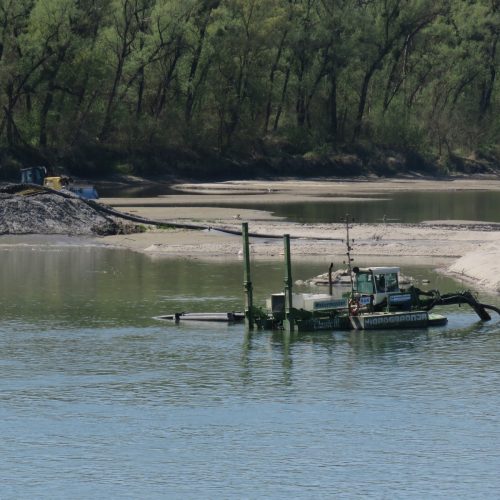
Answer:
96 178 500 292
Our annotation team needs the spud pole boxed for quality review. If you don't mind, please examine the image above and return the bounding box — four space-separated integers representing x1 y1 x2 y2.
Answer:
283 234 294 332
242 223 254 329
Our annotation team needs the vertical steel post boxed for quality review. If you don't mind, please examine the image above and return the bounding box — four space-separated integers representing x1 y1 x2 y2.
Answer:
242 223 254 329
328 262 334 296
283 234 294 332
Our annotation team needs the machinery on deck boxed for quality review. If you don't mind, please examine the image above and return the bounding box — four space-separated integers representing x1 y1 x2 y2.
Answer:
20 166 98 199
257 264 499 332
349 266 497 321
156 219 500 332
253 216 500 331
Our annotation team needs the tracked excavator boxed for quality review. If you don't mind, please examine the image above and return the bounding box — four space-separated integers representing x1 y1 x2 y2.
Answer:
20 166 98 199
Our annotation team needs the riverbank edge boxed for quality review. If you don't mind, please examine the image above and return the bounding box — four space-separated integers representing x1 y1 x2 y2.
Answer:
1 228 497 293
2 177 500 293
97 177 500 293
2 143 500 185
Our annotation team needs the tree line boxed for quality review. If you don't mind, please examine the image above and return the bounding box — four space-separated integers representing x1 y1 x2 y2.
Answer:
1 0 499 174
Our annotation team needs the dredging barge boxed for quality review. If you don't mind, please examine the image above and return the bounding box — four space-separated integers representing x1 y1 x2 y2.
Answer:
157 220 500 332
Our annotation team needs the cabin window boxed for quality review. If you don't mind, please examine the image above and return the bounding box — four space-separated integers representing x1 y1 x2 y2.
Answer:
355 273 374 294
374 273 398 292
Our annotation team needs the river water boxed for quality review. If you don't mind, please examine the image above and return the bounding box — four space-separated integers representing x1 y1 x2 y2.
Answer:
241 190 500 223
100 186 500 223
1 244 499 498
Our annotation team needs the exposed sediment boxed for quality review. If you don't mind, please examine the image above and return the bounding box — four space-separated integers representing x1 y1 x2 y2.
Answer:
0 184 122 235
2 178 500 293
98 178 500 293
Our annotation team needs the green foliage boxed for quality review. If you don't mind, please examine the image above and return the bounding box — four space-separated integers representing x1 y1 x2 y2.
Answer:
1 0 500 175
114 163 134 174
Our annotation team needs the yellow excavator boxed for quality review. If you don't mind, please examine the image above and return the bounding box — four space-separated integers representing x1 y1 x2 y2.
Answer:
20 166 98 199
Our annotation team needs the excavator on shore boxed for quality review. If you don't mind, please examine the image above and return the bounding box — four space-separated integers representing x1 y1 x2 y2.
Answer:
20 166 98 199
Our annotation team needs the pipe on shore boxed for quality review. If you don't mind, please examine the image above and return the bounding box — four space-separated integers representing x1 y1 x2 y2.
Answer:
3 183 342 241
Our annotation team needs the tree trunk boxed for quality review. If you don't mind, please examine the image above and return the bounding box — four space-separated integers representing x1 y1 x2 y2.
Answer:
185 20 209 125
154 43 181 118
264 30 288 132
479 37 498 119
136 66 144 117
39 86 54 147
39 48 66 147
99 0 137 141
99 57 125 141
353 66 376 140
273 65 290 131
329 73 338 138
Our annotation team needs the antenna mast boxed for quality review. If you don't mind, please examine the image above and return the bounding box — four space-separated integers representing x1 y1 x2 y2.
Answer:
342 214 355 295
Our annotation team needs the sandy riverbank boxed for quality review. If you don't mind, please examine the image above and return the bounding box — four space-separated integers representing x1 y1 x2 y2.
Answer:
94 178 500 292
100 177 500 210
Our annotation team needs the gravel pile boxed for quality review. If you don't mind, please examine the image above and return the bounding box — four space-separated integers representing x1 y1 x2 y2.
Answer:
0 184 121 235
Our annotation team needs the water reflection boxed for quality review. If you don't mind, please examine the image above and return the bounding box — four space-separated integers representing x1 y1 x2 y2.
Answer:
99 186 500 223
239 314 500 385
175 191 500 223
1 246 500 497
209 190 500 223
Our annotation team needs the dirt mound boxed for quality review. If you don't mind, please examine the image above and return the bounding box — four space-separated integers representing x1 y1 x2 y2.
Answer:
0 184 121 235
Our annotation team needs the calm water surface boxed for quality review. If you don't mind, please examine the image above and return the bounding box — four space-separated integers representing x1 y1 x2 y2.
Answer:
103 185 500 223
244 190 500 223
1 246 500 498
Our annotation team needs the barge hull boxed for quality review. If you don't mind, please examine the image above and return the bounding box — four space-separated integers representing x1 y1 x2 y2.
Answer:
351 311 430 330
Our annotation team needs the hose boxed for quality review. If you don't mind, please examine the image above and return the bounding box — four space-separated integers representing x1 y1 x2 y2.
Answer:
2 183 343 241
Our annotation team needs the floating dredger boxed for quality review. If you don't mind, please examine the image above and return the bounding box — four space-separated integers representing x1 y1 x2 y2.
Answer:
157 217 500 332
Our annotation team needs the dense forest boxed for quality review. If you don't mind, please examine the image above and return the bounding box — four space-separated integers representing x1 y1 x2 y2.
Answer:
1 0 500 179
